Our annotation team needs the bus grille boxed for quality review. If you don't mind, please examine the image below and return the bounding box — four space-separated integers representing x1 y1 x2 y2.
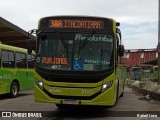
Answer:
41 75 101 83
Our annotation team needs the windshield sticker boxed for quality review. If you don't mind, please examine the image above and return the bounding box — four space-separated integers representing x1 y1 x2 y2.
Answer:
73 60 83 70
51 65 61 70
75 34 112 42
83 64 94 70
68 40 73 44
85 59 110 65
42 57 68 65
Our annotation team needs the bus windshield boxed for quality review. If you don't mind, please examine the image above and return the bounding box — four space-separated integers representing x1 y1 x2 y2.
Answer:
36 31 113 71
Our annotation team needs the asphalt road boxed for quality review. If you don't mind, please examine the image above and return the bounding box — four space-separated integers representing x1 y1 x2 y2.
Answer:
0 86 160 120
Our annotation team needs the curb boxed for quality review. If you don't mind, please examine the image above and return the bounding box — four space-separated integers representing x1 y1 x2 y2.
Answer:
127 80 160 100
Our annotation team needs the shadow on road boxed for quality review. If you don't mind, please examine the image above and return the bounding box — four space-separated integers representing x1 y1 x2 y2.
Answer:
41 106 122 119
0 93 33 100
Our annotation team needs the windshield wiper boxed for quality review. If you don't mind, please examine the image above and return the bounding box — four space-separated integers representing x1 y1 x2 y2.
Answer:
76 29 96 59
55 29 68 48
79 29 96 49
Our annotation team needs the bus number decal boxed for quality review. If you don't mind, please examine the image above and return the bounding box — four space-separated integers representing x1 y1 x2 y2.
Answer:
51 65 61 70
82 89 93 94
0 74 12 80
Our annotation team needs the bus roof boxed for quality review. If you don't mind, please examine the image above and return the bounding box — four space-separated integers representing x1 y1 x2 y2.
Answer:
0 43 35 54
40 15 115 21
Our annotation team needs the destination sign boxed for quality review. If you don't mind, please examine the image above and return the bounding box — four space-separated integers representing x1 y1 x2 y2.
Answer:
49 19 104 29
42 57 68 65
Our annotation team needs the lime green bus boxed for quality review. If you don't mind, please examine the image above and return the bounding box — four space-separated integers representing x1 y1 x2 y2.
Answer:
0 43 35 97
29 16 125 107
151 66 158 82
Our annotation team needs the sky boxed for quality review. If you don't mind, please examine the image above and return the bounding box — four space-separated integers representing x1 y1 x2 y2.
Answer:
0 0 158 49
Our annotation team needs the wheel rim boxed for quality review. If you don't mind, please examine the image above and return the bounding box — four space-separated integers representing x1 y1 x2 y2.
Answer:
12 85 18 96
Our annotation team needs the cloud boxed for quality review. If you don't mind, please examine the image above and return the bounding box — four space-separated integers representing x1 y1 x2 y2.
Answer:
121 21 158 49
0 0 158 49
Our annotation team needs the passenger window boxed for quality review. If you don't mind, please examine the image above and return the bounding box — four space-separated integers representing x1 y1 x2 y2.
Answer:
27 54 35 68
16 52 27 68
2 50 15 68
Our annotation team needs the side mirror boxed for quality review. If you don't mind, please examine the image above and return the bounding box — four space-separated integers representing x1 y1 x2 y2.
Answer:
116 22 120 26
28 29 37 35
119 45 124 56
116 28 121 40
27 40 33 54
27 29 37 54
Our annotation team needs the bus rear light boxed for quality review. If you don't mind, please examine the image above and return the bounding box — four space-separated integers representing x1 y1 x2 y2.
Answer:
101 81 112 92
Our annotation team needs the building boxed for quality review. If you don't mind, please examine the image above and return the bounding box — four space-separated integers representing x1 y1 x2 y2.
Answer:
121 48 158 69
0 17 36 49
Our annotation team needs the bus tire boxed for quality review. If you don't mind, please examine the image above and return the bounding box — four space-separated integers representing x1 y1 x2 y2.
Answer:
56 104 74 110
120 92 123 97
10 82 19 98
56 104 66 109
120 86 124 97
115 80 119 103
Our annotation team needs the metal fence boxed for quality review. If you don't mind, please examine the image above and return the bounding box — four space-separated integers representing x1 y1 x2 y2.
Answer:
128 70 158 83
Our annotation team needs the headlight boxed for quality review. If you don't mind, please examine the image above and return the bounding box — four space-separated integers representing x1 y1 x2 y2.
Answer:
101 81 113 92
35 79 43 89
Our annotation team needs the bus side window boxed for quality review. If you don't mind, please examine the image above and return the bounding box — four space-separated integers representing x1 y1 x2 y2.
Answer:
27 54 35 68
1 50 15 68
16 52 27 68
21 53 27 68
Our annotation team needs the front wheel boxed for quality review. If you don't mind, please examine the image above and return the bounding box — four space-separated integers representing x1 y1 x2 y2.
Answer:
120 92 124 97
10 82 19 98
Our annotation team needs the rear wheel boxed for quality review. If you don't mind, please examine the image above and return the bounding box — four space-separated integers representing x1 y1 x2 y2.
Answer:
115 80 119 103
120 91 123 97
120 86 125 97
56 104 78 110
10 82 19 98
56 104 67 110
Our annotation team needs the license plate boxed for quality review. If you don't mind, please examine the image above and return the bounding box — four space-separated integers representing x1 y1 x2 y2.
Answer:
64 99 77 105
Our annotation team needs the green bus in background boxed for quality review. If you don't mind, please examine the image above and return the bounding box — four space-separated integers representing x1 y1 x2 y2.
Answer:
151 66 158 82
0 43 35 97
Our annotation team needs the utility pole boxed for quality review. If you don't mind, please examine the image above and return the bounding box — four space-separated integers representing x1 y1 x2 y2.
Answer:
158 0 160 85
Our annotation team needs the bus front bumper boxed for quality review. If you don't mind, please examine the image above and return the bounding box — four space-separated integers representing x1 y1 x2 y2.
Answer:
34 84 116 106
